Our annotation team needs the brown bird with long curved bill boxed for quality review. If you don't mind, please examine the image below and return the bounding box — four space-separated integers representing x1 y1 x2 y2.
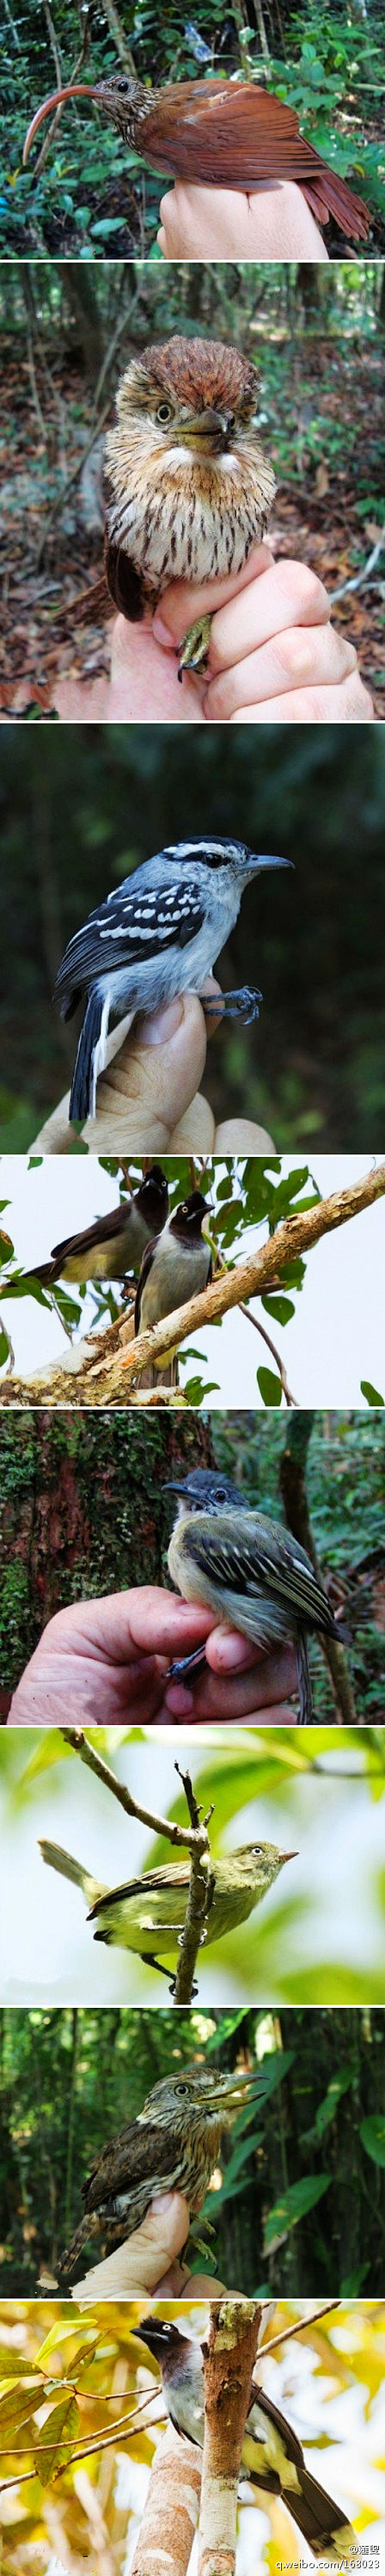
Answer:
22 71 370 243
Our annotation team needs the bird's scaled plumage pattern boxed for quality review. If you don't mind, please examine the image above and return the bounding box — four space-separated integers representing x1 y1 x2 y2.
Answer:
104 335 276 663
39 1833 295 1979
55 840 289 1124
23 73 370 242
167 1466 339 1721
28 1165 168 1287
58 2063 260 2279
133 2319 356 2561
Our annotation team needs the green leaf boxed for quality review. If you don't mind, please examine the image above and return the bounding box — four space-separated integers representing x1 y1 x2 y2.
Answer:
257 1366 283 1405
359 2114 385 2168
263 2174 330 2251
261 1295 295 1324
361 1380 384 1406
36 2393 79 2484
0 1329 10 1365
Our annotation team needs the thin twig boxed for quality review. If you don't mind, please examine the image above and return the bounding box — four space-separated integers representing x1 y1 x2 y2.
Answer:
331 536 384 603
260 2298 340 2358
58 1728 211 1855
32 4 90 183
238 1298 297 1405
173 1764 214 2007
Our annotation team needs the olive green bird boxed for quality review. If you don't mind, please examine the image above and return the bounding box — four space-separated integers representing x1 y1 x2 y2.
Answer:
39 1834 296 1981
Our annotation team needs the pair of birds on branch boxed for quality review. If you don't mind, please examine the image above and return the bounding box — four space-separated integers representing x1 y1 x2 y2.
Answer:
133 2313 356 2563
31 1165 212 1383
23 64 370 243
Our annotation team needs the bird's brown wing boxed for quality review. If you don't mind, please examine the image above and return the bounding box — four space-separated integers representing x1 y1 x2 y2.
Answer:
104 531 146 622
82 2116 180 2210
49 1203 129 1265
89 1862 191 1921
143 78 370 240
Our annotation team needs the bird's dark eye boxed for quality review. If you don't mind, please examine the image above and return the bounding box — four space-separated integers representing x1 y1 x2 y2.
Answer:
156 401 174 425
177 2082 189 2095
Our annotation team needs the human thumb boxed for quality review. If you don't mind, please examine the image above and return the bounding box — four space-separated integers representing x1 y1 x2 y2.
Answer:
72 2192 191 2303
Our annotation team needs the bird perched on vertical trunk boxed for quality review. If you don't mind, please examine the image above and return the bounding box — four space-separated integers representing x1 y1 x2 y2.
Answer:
27 1164 168 1288
54 840 290 1127
103 333 276 675
57 2061 261 2280
39 1832 296 1982
23 73 370 245
166 1465 340 1722
134 1186 212 1386
132 2318 356 2561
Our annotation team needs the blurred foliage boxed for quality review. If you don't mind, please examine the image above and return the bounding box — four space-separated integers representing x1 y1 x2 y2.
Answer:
0 2005 385 2296
1 0 384 255
2 1717 385 2004
0 1406 384 1708
1 727 385 1148
0 2295 382 2574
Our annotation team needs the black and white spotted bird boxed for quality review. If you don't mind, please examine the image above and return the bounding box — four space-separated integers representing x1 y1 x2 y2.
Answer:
133 2319 356 2561
28 1165 168 1288
134 1186 212 1383
54 838 290 1124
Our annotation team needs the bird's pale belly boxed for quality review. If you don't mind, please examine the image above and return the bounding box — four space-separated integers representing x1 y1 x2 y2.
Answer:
108 464 271 591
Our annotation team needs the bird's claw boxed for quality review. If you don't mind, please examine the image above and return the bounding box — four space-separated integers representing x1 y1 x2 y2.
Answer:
200 985 262 1025
178 614 212 680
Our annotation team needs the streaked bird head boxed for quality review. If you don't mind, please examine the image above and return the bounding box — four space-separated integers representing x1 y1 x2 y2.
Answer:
106 335 270 469
138 2064 260 2131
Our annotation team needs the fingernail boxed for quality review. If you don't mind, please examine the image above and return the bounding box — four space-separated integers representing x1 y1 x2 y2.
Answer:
150 2193 179 2217
136 999 184 1048
152 612 175 648
211 1627 253 1670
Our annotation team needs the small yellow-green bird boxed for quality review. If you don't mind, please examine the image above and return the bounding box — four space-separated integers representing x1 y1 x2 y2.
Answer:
39 1835 296 1981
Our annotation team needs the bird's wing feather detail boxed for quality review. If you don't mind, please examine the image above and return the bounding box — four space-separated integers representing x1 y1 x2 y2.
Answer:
56 882 205 1000
89 1863 191 1918
50 1204 129 1264
83 2120 185 2207
187 1517 334 1633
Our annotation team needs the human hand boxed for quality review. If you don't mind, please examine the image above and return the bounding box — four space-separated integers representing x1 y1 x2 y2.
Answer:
72 2191 228 2302
9 1584 296 1723
157 178 330 263
152 547 374 725
28 989 274 1156
51 554 373 728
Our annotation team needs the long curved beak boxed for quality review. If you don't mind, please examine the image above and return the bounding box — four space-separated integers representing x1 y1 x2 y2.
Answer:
22 83 98 166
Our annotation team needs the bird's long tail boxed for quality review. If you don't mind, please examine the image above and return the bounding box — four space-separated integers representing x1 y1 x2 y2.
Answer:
70 988 110 1125
39 1838 104 1911
301 161 370 242
281 2468 355 2559
296 1632 314 1723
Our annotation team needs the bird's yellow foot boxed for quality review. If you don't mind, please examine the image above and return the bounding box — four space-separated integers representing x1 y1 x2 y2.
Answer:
178 615 212 681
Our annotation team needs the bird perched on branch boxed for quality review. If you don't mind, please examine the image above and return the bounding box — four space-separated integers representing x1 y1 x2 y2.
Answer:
39 1833 296 1982
134 1186 212 1386
166 1465 340 1722
57 2061 260 2280
28 1164 168 1288
23 71 370 243
103 333 276 677
55 839 290 1126
133 2319 355 2561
